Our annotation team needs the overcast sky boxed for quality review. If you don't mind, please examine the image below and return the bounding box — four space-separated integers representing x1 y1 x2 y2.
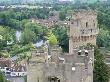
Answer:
60 0 71 1
0 0 108 3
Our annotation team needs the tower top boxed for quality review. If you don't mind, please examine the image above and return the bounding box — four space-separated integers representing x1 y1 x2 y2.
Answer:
71 9 97 20
73 9 97 15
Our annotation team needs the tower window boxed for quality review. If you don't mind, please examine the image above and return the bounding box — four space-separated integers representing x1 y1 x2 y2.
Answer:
94 23 95 27
81 36 83 41
78 50 82 55
48 76 60 82
84 36 87 41
93 20 95 27
85 50 88 56
77 20 79 26
90 29 92 32
78 37 80 41
71 21 74 24
86 22 88 27
90 35 92 38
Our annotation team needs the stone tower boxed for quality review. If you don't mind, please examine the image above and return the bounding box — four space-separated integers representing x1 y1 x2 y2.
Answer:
69 10 98 54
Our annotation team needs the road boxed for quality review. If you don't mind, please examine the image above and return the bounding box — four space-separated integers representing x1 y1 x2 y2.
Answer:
7 76 25 82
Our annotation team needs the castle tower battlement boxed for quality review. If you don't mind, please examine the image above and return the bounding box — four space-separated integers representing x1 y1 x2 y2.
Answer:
69 10 98 54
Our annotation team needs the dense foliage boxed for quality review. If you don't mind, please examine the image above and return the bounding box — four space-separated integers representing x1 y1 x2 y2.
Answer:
0 8 50 57
59 11 66 21
0 72 10 82
52 25 69 52
97 28 110 48
0 8 50 30
48 33 58 46
94 46 110 82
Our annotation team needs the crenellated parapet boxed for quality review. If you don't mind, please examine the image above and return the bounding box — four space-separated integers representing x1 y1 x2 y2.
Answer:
72 9 97 20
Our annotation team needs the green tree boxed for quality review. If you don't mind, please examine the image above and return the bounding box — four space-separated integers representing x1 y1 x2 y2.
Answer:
10 43 35 57
35 8 49 19
52 25 69 52
0 72 5 82
93 46 110 82
0 72 10 82
24 22 48 41
21 28 37 44
48 33 58 46
97 28 110 47
0 26 15 51
0 26 15 42
0 39 7 51
24 22 43 35
59 11 66 21
8 19 21 30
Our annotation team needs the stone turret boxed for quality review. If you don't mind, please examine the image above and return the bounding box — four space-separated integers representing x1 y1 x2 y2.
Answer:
69 10 98 54
50 45 63 64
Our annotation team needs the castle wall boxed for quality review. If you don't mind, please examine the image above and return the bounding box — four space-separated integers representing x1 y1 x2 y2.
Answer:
27 48 94 82
27 63 45 82
27 10 95 82
45 63 66 82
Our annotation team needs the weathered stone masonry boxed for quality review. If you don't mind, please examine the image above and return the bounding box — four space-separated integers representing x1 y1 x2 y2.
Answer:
27 10 98 82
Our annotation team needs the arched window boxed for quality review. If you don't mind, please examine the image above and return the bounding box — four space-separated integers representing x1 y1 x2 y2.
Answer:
48 76 60 82
81 36 83 41
86 22 88 27
84 36 87 41
78 37 80 42
5 65 8 67
94 23 95 27
93 20 95 27
77 20 79 26
71 21 74 24
73 37 77 42
90 29 92 32
90 35 92 39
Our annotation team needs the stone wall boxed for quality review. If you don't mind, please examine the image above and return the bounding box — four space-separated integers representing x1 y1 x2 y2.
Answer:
27 48 94 82
27 63 45 82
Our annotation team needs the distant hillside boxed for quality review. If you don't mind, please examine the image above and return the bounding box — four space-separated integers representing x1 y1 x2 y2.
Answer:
0 0 108 4
77 0 107 3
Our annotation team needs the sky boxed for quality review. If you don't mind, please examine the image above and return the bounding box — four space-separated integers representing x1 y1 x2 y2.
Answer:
59 0 72 1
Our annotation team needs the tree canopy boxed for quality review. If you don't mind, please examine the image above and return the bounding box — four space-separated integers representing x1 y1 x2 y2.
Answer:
93 46 110 82
52 25 69 52
48 33 58 46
